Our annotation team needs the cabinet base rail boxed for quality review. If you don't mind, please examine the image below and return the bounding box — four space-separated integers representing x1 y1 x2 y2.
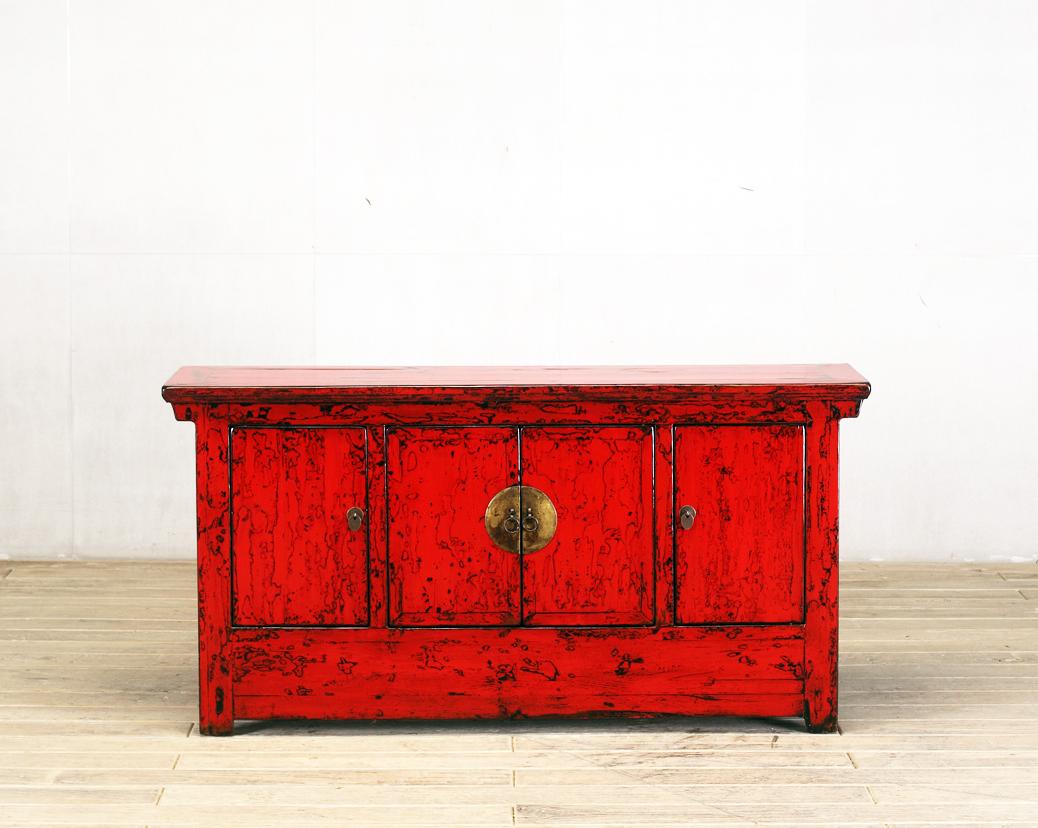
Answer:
197 625 835 734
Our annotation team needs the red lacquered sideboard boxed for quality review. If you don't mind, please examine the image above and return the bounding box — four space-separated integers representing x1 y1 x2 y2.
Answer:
162 365 870 735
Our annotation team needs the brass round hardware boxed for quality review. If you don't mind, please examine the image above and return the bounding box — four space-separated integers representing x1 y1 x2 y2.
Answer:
485 485 522 553
485 485 557 553
519 486 557 553
679 505 697 530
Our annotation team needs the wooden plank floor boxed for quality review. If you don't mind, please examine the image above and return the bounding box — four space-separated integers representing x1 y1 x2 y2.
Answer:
0 561 1036 827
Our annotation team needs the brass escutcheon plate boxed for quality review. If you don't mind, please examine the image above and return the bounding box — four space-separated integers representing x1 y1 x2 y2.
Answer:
520 485 558 553
485 485 521 554
484 485 558 554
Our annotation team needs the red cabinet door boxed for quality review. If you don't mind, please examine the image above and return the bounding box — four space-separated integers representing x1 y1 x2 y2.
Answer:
387 427 520 626
231 427 368 626
521 426 655 625
674 424 804 624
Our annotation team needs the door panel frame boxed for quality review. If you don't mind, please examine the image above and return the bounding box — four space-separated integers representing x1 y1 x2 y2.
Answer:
227 420 810 631
671 422 808 626
383 424 661 629
519 424 657 627
384 424 522 628
228 424 371 629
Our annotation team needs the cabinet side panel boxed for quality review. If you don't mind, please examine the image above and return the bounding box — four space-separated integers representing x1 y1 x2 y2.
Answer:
804 407 840 731
387 427 520 626
195 405 233 735
521 426 654 625
231 428 368 626
675 425 805 624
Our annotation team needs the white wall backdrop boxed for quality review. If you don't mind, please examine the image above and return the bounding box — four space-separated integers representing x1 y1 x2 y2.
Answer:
1 1 1036 562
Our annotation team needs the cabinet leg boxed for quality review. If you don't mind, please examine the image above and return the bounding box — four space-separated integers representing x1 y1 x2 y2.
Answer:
803 409 840 736
198 686 233 736
199 718 234 736
193 406 234 738
804 697 838 733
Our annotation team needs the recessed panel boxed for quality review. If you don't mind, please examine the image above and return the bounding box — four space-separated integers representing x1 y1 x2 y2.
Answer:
387 427 520 626
521 426 655 625
675 425 804 624
231 427 368 626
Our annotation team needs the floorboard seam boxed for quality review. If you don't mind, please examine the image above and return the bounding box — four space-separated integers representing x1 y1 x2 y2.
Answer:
6 561 1038 824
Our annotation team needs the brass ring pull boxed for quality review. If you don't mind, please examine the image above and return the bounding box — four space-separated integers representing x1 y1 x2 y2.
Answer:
485 485 557 553
521 509 539 533
503 509 520 534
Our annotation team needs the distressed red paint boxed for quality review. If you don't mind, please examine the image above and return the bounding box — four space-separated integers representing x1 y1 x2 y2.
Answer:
674 424 805 624
163 364 869 735
386 426 520 626
230 426 368 626
521 426 654 626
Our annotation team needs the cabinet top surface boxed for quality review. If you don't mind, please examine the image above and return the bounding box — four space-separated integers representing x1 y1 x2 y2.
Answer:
162 364 870 405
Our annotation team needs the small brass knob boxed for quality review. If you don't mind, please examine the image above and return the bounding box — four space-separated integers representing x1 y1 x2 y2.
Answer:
679 505 697 530
347 507 365 532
